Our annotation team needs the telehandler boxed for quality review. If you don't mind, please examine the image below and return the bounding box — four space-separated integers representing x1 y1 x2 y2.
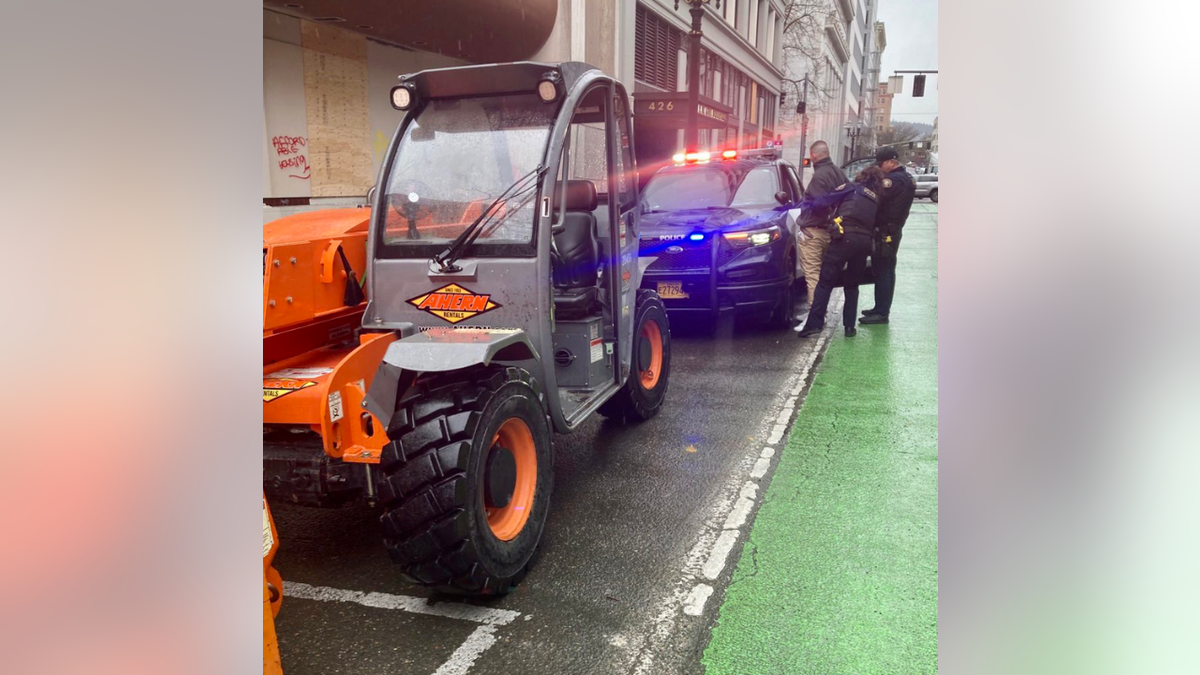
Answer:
263 61 671 595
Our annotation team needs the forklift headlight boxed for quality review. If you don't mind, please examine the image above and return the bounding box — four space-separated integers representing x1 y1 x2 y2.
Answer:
537 72 562 103
391 84 414 110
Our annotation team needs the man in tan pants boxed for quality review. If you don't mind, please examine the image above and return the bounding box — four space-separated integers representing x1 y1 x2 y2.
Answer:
796 141 848 315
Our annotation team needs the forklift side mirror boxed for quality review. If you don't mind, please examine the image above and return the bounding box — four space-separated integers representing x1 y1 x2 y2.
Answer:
774 191 790 206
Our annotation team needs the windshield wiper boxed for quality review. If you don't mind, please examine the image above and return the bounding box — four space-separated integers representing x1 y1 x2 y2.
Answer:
432 165 546 272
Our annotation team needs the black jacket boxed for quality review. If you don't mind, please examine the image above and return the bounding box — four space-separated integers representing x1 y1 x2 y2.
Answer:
825 182 879 237
799 157 848 231
876 167 916 240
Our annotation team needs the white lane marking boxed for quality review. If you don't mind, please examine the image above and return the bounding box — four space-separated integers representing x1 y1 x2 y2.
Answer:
433 624 499 675
749 457 771 479
629 293 842 675
682 584 714 616
722 481 760 530
703 531 741 580
760 447 776 460
285 581 520 626
767 424 787 444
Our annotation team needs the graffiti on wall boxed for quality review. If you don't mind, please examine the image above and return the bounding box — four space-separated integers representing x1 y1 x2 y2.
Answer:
272 135 310 180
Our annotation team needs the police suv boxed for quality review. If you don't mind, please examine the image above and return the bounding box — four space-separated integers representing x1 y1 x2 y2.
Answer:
638 147 805 327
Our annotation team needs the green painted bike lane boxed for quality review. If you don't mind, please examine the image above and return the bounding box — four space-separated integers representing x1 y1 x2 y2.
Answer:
702 205 939 674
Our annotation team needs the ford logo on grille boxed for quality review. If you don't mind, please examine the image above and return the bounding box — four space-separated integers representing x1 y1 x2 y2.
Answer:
666 246 684 254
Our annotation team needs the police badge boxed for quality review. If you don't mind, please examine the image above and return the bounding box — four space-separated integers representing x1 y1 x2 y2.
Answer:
883 178 893 188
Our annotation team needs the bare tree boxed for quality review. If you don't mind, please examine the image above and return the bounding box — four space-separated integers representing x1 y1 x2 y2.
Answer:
777 0 842 122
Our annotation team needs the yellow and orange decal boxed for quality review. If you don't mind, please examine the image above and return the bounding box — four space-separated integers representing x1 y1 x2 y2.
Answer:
406 283 501 324
263 378 317 402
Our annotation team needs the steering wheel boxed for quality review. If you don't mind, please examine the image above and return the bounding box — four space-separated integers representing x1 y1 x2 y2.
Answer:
389 180 434 240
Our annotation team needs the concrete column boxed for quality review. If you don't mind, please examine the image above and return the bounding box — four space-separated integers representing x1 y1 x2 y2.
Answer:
570 0 585 62
764 7 774 57
737 0 750 40
756 0 767 49
773 11 784 66
748 0 759 46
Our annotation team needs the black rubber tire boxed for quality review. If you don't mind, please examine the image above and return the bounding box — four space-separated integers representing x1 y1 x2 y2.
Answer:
769 254 797 329
599 289 671 422
377 366 552 595
930 189 938 203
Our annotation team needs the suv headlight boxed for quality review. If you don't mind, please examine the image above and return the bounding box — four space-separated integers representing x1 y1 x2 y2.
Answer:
722 226 781 248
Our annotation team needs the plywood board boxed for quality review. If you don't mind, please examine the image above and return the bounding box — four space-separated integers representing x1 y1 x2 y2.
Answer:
302 22 372 197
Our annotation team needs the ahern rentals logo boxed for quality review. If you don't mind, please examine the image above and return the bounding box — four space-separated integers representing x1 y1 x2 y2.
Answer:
406 283 501 324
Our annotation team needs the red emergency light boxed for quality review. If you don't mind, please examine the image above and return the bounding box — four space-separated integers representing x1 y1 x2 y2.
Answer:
672 151 713 164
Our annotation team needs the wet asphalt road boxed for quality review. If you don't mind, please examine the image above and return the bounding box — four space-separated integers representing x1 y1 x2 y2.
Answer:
273 309 832 675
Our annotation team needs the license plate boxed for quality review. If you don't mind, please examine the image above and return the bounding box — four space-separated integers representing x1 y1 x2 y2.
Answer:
657 281 688 299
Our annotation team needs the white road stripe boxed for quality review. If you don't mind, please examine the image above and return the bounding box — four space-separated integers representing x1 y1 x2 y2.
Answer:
767 424 787 444
703 531 741 580
722 481 760 530
433 625 499 675
749 457 771 479
629 293 842 675
682 584 715 616
285 581 520 626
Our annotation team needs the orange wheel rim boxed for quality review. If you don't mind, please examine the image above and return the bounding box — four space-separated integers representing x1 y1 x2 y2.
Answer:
639 319 663 390
486 417 537 541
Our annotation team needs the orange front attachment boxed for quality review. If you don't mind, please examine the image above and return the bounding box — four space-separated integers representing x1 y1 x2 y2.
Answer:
263 494 284 675
263 208 370 335
263 208 395 463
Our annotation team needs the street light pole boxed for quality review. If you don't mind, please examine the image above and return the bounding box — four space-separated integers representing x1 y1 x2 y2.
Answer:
798 77 809 170
782 75 812 173
677 0 719 154
844 123 862 159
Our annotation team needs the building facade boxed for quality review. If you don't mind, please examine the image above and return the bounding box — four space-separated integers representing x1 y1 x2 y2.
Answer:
874 80 894 135
262 0 785 219
626 0 787 176
777 0 886 176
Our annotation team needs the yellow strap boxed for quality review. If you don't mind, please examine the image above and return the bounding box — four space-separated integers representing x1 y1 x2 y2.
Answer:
885 235 893 243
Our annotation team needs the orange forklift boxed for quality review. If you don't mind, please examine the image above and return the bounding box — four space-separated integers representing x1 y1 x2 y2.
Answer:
263 61 671 597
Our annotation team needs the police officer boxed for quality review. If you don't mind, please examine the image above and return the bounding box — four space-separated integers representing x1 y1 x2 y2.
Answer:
796 166 887 338
861 147 916 325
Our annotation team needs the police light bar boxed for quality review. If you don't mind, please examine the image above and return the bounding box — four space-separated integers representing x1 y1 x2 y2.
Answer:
672 151 712 165
721 150 737 159
739 147 780 159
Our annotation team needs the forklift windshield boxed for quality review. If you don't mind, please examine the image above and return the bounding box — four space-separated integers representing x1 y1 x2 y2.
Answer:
383 94 555 251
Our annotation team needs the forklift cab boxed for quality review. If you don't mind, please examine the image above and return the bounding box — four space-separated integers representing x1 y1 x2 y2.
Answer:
365 62 645 431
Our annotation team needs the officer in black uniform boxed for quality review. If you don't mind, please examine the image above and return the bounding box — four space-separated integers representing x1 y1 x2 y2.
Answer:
796 166 886 338
861 147 916 324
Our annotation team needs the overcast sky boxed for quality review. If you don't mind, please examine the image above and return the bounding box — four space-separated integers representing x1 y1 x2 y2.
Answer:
876 0 938 126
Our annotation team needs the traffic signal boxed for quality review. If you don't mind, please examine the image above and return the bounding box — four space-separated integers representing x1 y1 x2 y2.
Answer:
913 74 926 97
796 101 806 115
780 91 786 106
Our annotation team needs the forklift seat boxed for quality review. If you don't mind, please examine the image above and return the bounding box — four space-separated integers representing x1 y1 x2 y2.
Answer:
552 180 601 318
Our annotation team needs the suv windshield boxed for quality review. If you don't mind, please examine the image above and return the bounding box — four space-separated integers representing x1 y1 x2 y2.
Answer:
642 165 778 212
382 94 555 248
